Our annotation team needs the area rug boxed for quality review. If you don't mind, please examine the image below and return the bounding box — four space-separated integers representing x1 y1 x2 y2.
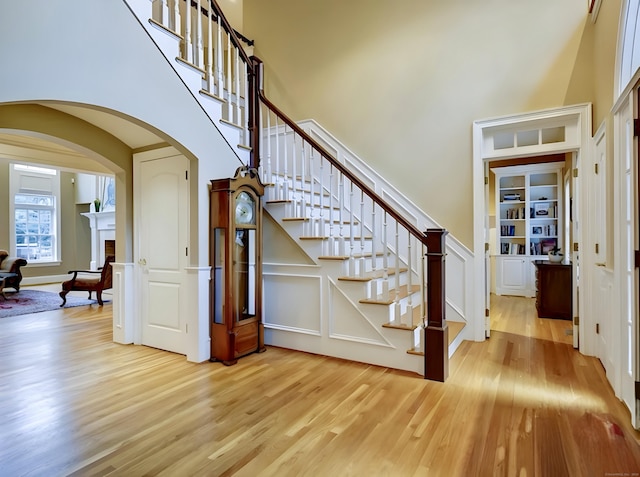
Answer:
0 290 101 318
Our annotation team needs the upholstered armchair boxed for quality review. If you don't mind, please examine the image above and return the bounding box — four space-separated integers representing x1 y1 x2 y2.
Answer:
0 250 28 292
60 255 114 307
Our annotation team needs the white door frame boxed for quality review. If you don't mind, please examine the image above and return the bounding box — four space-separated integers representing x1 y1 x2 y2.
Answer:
472 104 592 345
613 86 640 427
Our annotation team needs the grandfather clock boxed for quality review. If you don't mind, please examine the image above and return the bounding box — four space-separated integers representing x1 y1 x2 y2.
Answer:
210 166 265 365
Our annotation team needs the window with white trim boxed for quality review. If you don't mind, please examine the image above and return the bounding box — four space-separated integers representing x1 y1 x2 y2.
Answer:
9 164 60 264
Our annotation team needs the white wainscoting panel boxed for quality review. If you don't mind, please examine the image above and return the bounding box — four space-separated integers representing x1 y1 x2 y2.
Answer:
263 273 322 335
327 278 393 347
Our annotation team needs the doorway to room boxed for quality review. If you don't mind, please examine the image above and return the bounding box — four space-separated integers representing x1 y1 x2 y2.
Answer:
472 104 590 347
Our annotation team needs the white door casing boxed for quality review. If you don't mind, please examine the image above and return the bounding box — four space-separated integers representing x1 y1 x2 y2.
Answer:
473 104 591 345
614 89 639 427
134 149 189 355
571 153 580 348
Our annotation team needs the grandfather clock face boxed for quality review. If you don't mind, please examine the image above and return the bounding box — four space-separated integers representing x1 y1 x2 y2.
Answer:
235 191 255 226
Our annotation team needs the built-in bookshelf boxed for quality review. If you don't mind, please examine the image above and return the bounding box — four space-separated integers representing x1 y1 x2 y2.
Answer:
492 162 564 297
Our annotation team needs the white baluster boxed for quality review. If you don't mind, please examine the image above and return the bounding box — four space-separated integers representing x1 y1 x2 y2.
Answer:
404 235 413 327
161 0 169 29
243 66 249 144
206 4 214 92
185 0 193 63
196 0 204 67
274 116 281 199
394 221 401 323
382 211 389 302
358 191 365 277
291 133 297 217
300 141 307 219
421 241 426 328
216 20 223 96
309 149 316 236
234 49 240 124
282 125 289 201
338 174 345 256
370 202 377 272
327 167 335 256
226 32 231 114
348 183 356 276
266 109 272 191
318 157 325 238
172 0 180 35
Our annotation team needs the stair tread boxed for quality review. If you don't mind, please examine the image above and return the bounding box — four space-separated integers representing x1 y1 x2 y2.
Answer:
406 320 466 356
300 235 372 241
266 199 335 209
266 199 290 204
383 306 423 330
338 267 408 282
265 182 331 197
360 284 421 304
282 217 356 224
317 252 384 261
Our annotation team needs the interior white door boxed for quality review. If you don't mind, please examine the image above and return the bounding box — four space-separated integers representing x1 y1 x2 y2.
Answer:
618 90 638 427
485 162 491 338
136 153 189 355
570 155 579 348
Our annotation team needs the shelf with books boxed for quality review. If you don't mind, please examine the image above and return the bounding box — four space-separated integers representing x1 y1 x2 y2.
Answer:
491 162 565 297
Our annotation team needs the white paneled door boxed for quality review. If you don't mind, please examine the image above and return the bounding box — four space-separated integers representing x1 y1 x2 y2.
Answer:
616 89 639 427
135 150 189 355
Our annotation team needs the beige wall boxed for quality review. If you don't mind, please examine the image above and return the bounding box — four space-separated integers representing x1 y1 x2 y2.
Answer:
244 0 590 248
218 0 243 32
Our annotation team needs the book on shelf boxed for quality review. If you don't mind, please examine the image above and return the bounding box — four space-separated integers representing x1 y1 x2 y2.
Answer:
541 238 557 253
508 243 524 255
500 225 517 236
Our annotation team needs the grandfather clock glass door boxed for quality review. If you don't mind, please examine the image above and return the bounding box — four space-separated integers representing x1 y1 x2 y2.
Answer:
210 168 264 365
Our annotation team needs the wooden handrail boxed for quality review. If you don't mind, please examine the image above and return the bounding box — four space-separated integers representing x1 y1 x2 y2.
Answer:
257 88 428 246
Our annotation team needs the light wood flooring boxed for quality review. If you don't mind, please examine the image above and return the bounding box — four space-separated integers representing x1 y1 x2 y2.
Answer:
1 289 640 476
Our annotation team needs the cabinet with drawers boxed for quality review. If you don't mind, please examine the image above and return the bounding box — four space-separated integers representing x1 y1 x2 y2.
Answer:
533 260 572 320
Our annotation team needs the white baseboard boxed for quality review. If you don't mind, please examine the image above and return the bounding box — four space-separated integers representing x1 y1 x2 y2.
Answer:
21 274 70 286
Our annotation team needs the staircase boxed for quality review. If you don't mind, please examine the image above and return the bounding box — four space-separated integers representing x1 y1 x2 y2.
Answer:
125 0 466 379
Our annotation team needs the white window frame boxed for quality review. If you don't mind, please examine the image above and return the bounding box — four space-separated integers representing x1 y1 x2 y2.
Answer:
9 163 61 265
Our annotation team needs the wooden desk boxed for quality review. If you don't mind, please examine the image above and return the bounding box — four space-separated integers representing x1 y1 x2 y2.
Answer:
533 261 572 320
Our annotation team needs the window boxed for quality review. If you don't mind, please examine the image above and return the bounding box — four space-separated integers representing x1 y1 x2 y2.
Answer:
10 164 60 264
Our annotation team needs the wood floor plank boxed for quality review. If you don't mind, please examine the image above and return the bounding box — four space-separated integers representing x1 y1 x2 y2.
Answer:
1 289 640 476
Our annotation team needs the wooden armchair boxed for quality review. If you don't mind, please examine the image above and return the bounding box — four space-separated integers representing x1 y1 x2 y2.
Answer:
0 249 28 292
60 255 115 307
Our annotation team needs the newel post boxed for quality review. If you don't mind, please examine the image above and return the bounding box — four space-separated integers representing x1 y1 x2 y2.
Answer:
424 228 448 382
248 56 263 170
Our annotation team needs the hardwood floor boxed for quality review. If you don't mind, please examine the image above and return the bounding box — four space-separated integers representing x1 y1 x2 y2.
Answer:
1 291 640 476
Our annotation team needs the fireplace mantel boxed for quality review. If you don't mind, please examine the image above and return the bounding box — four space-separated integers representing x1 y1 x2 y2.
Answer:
81 211 115 270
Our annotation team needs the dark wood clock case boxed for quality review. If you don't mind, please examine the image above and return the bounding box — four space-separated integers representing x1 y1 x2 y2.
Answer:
209 166 265 365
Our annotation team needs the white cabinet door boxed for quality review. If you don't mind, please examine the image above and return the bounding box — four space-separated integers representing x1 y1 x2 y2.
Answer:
497 256 527 295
